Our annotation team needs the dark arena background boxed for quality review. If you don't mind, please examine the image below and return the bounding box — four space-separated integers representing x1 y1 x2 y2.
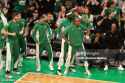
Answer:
0 0 125 83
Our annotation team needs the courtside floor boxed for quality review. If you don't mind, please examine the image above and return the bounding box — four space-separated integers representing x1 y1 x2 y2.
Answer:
15 72 114 83
0 58 124 83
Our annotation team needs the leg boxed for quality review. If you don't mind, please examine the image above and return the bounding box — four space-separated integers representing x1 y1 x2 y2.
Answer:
58 38 65 70
6 42 11 72
70 55 76 72
45 43 54 70
69 46 79 73
13 40 20 71
64 42 68 62
5 42 12 78
64 45 72 75
104 49 109 71
82 43 91 75
57 38 65 75
36 31 41 72
117 52 124 70
70 52 76 67
36 43 41 72
18 37 26 67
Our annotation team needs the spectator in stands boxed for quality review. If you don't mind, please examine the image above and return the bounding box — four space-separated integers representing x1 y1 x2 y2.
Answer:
104 22 124 71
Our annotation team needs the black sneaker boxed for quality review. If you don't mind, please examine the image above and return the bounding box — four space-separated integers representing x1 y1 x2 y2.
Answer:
6 71 12 79
13 68 18 72
70 68 76 72
13 68 20 74
57 69 62 75
6 71 10 74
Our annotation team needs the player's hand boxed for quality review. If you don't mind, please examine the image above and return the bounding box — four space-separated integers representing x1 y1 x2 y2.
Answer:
1 29 8 37
12 33 16 36
4 32 8 37
19 30 24 35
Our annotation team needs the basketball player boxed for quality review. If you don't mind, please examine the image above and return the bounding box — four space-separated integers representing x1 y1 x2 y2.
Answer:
31 14 54 72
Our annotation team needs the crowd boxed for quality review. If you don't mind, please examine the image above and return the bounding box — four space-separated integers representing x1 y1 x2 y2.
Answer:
0 0 125 77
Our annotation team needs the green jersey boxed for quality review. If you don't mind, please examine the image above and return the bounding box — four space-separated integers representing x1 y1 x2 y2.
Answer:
32 22 52 44
60 18 71 28
7 21 21 41
64 23 84 47
55 18 71 38
6 20 20 58
18 19 26 29
17 19 26 53
17 19 26 37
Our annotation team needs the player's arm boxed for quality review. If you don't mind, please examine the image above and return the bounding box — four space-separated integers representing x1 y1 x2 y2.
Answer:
4 22 16 36
61 27 70 44
2 27 16 36
97 16 107 26
20 19 27 35
31 24 39 43
6 30 16 36
20 27 24 35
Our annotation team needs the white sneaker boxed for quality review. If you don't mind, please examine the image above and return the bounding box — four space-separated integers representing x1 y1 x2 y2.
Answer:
85 70 91 75
36 65 41 72
58 66 61 70
104 65 108 71
6 75 12 79
118 65 124 71
18 56 23 67
64 70 68 75
6 73 12 79
49 65 54 71
70 68 76 72
13 71 21 75
16 71 21 74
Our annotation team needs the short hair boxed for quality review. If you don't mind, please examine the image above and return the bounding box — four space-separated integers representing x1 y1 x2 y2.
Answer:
12 12 21 18
40 14 47 19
